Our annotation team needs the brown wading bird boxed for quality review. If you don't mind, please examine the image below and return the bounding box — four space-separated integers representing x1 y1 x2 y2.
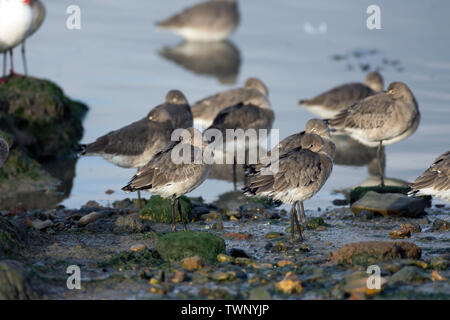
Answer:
122 128 213 231
192 77 269 129
0 134 9 168
326 82 420 186
299 72 384 119
409 151 450 202
79 90 193 205
156 0 239 42
244 133 333 241
206 93 274 189
246 119 335 225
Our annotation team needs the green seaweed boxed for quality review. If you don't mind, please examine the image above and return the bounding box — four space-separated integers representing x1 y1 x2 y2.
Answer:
139 195 193 223
156 231 226 263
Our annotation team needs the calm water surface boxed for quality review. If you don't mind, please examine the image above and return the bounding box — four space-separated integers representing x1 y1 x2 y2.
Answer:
23 0 450 210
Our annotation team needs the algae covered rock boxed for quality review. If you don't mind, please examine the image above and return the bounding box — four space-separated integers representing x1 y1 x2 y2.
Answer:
306 217 330 229
139 195 193 223
351 191 428 218
156 231 226 263
331 241 422 266
388 266 429 285
350 186 410 204
0 216 27 259
0 260 37 300
0 76 88 159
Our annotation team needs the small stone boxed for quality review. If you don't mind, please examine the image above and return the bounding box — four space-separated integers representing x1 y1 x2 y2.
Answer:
180 256 204 271
200 212 221 221
192 206 210 216
217 254 233 263
316 226 326 231
212 222 224 230
31 219 53 231
171 270 187 283
306 217 330 229
388 266 429 285
148 285 165 295
114 214 147 233
234 257 253 266
277 260 293 267
78 212 104 227
275 272 303 294
105 189 115 195
331 241 422 266
430 219 450 232
249 287 271 300
400 223 421 233
265 232 284 239
230 216 239 221
224 233 250 241
389 229 411 239
130 244 146 252
431 270 447 281
210 271 236 282
429 257 448 271
351 191 427 217
343 273 386 297
332 199 349 206
149 278 160 285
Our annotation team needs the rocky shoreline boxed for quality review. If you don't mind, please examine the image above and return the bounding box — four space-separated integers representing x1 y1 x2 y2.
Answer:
1 193 448 300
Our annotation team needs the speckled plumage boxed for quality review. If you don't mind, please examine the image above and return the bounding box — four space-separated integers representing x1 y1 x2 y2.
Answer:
327 82 420 147
409 151 450 202
192 78 269 128
299 72 384 119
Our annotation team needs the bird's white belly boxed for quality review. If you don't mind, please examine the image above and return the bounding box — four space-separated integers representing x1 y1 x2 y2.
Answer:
302 104 341 119
0 5 32 52
413 187 450 202
173 27 233 42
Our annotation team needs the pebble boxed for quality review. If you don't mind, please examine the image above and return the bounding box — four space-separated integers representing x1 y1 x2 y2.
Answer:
180 256 204 271
275 272 303 294
224 233 250 241
431 270 447 281
217 254 234 263
388 266 429 285
129 244 146 252
389 229 411 239
31 219 53 230
171 270 187 283
400 223 421 233
210 271 236 282
78 212 104 227
430 219 450 232
277 260 293 267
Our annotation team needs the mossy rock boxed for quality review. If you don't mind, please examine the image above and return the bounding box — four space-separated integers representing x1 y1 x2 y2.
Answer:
0 216 27 259
0 149 59 198
350 186 410 204
0 75 88 159
157 231 226 263
98 250 165 270
306 217 330 229
139 195 193 223
0 260 37 300
249 196 282 208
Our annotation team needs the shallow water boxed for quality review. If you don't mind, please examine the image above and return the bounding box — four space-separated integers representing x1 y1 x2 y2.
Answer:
22 0 450 210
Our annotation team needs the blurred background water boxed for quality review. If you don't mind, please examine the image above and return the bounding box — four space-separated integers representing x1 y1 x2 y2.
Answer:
22 0 450 210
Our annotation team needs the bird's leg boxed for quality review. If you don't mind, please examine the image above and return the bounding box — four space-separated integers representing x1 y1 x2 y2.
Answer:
21 41 28 76
301 201 307 227
136 167 142 209
171 196 177 232
292 204 303 241
177 198 188 231
2 53 6 77
233 155 237 191
290 205 295 241
9 49 15 77
378 141 385 187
